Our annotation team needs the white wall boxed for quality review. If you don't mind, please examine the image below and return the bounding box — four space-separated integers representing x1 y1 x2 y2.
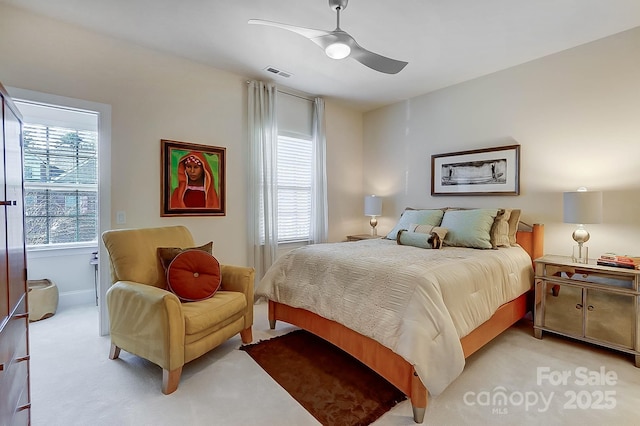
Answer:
364 27 640 258
0 4 364 308
325 101 364 241
28 248 97 309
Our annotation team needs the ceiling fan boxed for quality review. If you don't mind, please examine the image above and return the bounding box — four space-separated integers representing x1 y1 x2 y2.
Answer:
248 0 408 74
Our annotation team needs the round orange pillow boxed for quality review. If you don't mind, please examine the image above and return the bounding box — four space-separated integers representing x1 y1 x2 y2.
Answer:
166 249 221 302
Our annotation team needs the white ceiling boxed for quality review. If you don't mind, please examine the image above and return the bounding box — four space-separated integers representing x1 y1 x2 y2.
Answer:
4 0 640 111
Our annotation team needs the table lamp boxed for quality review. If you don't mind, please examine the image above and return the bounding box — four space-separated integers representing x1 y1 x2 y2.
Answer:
563 188 602 263
364 195 382 236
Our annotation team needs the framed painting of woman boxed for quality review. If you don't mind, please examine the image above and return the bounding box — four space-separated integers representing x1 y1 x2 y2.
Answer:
161 139 226 216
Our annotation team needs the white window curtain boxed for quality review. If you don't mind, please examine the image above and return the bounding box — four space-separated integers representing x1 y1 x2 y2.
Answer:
248 80 278 281
311 97 328 244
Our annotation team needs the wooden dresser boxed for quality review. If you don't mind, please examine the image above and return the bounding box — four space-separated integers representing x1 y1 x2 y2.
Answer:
0 81 30 425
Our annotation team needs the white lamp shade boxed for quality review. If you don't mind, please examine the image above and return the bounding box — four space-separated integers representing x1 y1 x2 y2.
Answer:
364 195 382 217
563 191 602 224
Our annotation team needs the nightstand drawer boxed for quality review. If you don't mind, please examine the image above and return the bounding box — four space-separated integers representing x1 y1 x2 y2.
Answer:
537 262 636 291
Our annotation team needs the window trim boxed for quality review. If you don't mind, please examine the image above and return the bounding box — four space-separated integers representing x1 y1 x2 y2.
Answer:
10 88 112 252
20 106 99 247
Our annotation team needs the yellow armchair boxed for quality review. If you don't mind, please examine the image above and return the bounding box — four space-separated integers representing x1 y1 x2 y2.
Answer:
101 226 254 394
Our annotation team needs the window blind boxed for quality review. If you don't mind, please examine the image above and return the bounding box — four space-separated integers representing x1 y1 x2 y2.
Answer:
277 135 312 242
22 122 98 245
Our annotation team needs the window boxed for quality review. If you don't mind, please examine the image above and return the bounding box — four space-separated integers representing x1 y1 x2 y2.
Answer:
16 101 99 246
275 91 315 244
277 135 312 242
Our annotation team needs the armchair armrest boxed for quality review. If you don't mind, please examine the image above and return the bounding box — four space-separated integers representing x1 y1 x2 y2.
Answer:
220 264 255 329
106 281 185 371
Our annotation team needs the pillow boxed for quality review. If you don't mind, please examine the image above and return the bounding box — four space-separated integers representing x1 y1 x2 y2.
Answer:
166 249 221 302
441 209 498 249
385 209 444 240
396 229 442 249
409 224 448 248
397 229 444 249
507 209 521 246
490 208 512 248
158 241 213 271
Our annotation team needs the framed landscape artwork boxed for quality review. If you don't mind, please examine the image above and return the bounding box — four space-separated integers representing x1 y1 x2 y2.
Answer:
431 144 520 196
161 139 226 216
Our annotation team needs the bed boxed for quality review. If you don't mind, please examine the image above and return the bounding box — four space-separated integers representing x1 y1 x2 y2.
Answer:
257 208 543 423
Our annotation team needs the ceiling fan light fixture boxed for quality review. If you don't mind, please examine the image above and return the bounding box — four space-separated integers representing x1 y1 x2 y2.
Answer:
249 0 408 74
325 42 351 59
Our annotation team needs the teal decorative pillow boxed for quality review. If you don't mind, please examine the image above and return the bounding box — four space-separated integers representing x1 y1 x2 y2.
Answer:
385 209 444 240
397 229 446 249
441 209 498 249
409 224 448 248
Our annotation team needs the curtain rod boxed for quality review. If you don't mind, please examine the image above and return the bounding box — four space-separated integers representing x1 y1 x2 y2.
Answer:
279 90 314 102
246 80 315 102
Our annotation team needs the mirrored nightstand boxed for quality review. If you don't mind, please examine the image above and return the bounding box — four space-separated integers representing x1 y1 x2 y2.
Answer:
534 255 640 367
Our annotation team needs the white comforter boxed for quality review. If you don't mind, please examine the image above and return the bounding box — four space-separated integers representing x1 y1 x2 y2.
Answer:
256 239 533 395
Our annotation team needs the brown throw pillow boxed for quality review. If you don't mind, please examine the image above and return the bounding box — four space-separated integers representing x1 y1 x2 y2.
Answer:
158 241 213 271
490 209 512 248
166 249 221 302
507 209 521 246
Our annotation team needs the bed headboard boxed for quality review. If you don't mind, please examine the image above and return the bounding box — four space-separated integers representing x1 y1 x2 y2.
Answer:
515 223 544 261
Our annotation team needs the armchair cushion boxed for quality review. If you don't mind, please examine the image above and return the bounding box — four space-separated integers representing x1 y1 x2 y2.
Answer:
166 250 221 302
182 291 247 339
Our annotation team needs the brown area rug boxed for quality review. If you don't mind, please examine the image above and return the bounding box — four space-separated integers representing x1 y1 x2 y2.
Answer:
240 329 406 426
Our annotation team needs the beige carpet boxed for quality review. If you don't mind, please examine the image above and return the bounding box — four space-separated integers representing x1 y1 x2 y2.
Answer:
29 300 640 425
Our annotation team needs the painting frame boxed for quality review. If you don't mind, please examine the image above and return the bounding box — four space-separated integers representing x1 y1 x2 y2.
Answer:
431 144 520 196
161 139 226 216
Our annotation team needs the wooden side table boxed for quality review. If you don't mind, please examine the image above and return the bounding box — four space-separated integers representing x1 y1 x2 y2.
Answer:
346 234 383 242
534 254 640 367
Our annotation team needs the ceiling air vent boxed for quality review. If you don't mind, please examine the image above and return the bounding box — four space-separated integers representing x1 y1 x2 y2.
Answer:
264 66 292 78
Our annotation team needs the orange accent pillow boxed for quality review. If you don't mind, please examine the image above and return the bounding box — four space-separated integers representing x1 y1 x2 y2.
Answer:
166 249 221 302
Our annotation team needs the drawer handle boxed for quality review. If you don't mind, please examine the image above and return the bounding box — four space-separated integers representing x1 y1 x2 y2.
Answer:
0 200 17 206
575 303 583 310
587 305 595 311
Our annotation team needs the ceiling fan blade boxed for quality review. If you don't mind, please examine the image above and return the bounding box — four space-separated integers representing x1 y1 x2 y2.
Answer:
248 19 330 40
350 42 408 74
319 29 408 74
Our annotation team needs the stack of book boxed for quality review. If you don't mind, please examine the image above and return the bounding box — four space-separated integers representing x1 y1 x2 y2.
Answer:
596 253 640 269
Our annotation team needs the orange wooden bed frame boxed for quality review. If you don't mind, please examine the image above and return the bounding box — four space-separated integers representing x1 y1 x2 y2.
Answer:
268 224 544 423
